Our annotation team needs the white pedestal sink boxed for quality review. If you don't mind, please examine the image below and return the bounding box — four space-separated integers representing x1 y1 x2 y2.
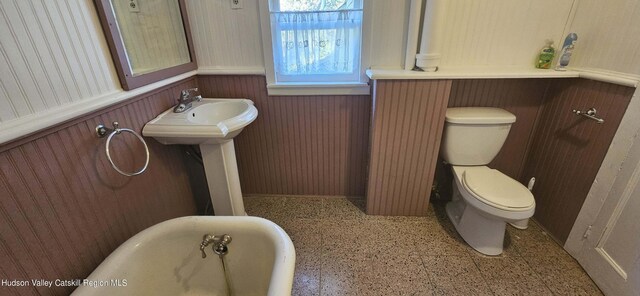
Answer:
143 98 258 216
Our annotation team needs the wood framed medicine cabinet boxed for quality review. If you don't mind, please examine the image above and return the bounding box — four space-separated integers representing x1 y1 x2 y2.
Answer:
94 0 197 90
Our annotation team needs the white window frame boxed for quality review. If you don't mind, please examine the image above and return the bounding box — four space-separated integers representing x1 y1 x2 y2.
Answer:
258 0 371 96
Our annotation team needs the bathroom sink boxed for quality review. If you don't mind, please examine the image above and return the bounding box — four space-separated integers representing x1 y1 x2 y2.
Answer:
143 98 258 216
142 98 258 145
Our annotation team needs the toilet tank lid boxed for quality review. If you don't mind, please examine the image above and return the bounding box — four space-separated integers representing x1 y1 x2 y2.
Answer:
445 107 516 124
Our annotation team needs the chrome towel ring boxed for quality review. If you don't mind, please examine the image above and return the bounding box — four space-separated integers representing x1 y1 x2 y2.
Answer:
96 121 150 176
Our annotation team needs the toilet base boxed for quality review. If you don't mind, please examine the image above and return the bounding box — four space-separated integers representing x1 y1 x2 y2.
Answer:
509 219 529 229
446 199 506 256
445 166 535 256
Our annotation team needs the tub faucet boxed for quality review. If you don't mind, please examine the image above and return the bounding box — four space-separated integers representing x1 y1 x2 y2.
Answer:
200 234 232 258
173 88 202 113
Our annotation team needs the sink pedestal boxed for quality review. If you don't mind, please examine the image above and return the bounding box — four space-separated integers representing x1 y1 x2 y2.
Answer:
200 140 246 216
142 98 258 216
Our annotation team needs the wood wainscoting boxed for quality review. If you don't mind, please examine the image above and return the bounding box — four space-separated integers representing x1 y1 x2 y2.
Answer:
367 79 452 216
448 79 550 179
0 78 198 295
522 78 635 243
197 75 371 197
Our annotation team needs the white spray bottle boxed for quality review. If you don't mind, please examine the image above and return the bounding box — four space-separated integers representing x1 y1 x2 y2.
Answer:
555 33 578 71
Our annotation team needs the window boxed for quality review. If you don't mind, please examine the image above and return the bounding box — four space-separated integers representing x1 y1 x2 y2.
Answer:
260 0 369 95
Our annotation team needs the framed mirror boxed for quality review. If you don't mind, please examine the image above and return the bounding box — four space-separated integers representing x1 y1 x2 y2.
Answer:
94 0 197 90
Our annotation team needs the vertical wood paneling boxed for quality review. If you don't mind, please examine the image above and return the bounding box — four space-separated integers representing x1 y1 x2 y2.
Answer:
569 0 640 76
439 0 574 69
0 0 119 123
0 78 198 295
448 79 550 179
197 75 371 197
367 79 452 216
522 78 634 243
186 0 264 70
368 0 411 69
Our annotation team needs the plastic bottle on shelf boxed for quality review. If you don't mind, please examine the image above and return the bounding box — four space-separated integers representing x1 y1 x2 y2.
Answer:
535 40 555 69
555 33 578 71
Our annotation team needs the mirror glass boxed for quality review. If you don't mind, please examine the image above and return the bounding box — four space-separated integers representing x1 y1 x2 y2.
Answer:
110 0 191 76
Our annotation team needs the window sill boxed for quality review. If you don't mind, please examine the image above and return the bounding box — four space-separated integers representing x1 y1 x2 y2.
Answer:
266 82 370 96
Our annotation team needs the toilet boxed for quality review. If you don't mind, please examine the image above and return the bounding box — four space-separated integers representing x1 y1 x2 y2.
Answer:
440 107 535 256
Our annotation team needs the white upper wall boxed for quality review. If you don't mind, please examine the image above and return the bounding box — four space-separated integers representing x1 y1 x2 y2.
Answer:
187 0 411 71
0 0 198 145
189 0 639 79
188 0 576 71
367 0 411 69
437 0 575 69
187 0 264 72
568 0 640 77
0 0 119 124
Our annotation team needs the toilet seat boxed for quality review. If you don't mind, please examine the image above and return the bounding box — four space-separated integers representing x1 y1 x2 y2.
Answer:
461 167 534 211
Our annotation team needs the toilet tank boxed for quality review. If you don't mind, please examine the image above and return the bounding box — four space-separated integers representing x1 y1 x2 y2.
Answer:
440 107 516 166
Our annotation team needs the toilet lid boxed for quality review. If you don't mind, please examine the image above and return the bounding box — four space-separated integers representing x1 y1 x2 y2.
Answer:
462 167 534 210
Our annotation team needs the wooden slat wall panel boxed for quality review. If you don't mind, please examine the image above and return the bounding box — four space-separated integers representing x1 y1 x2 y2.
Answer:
522 78 634 243
569 0 640 76
186 0 264 70
367 80 452 216
0 0 118 123
448 79 550 179
0 78 198 295
439 0 574 69
197 75 371 196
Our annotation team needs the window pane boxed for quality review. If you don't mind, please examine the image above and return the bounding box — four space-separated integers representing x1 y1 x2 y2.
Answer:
276 0 362 12
268 0 364 83
272 11 362 80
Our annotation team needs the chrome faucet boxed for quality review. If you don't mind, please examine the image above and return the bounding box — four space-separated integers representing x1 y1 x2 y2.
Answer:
173 88 202 113
200 234 232 258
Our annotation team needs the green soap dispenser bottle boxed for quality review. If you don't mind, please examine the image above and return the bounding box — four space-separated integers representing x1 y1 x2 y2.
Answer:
535 40 555 69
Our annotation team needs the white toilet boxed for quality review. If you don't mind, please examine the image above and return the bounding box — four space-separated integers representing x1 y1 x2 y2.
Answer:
440 107 535 256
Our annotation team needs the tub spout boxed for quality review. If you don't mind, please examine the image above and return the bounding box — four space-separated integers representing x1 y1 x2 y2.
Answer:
213 235 232 256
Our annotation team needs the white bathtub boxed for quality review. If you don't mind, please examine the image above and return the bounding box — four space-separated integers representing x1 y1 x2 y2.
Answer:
72 216 295 296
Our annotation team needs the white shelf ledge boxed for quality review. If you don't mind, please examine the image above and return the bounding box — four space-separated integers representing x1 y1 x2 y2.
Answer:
366 68 581 80
572 68 639 88
366 67 639 87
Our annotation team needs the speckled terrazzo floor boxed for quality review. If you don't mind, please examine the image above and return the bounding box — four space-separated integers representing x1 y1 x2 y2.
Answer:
244 196 603 296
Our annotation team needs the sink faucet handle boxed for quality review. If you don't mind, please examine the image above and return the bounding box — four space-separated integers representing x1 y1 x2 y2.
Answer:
200 247 207 258
200 234 215 258
181 88 199 98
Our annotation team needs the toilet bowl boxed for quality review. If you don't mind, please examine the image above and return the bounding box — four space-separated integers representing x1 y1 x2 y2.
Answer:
446 166 535 255
439 107 536 255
